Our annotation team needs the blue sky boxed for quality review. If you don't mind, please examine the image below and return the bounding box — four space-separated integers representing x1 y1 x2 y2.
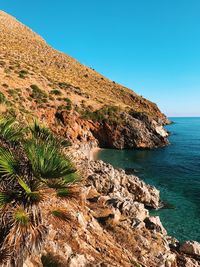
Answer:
1 0 200 116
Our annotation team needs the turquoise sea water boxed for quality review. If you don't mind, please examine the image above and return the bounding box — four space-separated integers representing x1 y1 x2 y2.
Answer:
96 117 200 242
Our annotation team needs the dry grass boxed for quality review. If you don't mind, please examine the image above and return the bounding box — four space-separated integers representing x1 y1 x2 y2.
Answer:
0 10 165 121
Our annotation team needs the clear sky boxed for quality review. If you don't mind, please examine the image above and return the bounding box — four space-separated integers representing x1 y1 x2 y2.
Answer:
1 0 200 116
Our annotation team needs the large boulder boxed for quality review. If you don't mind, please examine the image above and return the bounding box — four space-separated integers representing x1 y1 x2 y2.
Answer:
144 216 167 235
180 241 200 257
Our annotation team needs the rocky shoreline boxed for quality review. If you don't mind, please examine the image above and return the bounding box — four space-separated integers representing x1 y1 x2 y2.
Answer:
26 143 198 267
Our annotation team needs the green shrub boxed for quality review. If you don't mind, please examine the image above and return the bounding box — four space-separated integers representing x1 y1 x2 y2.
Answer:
7 89 17 97
0 92 6 103
50 89 62 96
2 83 8 88
0 119 77 265
65 98 72 110
30 84 48 99
81 105 120 123
18 70 28 78
58 82 71 89
19 70 28 75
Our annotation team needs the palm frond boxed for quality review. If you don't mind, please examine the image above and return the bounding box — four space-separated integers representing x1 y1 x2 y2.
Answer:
56 188 71 198
51 208 72 222
17 177 43 205
24 139 76 180
0 247 11 265
29 224 48 252
56 188 78 199
43 179 66 189
0 117 25 142
0 148 20 179
64 172 80 184
17 177 31 193
4 207 47 266
14 207 30 227
29 120 71 148
0 191 14 207
29 120 53 141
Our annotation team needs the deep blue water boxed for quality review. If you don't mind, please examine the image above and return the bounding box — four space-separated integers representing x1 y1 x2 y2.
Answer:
96 117 200 242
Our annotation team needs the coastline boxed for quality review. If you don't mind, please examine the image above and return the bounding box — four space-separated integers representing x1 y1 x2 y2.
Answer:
89 147 102 161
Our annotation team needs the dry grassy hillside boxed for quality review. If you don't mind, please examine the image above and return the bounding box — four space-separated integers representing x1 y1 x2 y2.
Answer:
0 10 166 121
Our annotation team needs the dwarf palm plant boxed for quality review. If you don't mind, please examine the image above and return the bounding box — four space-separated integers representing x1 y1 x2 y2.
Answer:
0 117 78 266
0 117 25 143
29 120 71 148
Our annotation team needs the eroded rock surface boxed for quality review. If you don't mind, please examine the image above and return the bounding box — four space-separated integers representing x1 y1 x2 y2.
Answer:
57 110 170 150
87 160 160 209
180 241 200 257
22 152 200 267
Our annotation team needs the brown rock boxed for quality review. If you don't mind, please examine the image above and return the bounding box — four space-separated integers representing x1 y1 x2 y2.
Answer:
180 241 200 257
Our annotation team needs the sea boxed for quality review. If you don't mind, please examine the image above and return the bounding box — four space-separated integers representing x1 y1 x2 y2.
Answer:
96 117 200 242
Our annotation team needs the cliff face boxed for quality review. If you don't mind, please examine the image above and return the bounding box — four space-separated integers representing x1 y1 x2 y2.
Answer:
56 110 169 149
0 10 170 149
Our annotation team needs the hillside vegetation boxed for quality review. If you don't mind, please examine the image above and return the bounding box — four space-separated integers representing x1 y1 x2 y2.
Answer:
0 10 167 124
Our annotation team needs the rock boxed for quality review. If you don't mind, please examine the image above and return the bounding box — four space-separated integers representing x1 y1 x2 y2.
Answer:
177 254 200 267
56 110 169 150
144 216 167 235
87 160 160 209
106 197 149 221
167 236 180 250
92 112 169 149
156 252 177 267
124 168 140 175
69 254 88 267
180 241 200 257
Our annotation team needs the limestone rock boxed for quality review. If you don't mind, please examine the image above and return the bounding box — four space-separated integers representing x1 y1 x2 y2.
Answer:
180 241 200 256
144 216 167 235
87 160 160 209
69 254 88 267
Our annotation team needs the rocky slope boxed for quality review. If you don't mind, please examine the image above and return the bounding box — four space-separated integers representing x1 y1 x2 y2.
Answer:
22 146 200 267
0 10 170 149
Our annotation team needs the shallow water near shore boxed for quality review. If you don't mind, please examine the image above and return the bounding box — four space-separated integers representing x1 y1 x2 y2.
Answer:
96 117 200 242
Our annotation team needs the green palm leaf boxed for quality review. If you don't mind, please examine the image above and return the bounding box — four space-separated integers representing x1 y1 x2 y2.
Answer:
64 172 79 184
17 177 43 204
29 120 71 148
14 207 30 226
0 117 25 142
0 148 20 179
29 120 53 141
0 191 13 207
51 209 71 222
24 139 76 180
56 188 71 198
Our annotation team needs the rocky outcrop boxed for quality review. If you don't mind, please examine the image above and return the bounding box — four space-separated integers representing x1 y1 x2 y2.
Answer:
56 110 169 149
144 216 168 235
180 241 200 257
87 160 160 209
21 147 200 267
